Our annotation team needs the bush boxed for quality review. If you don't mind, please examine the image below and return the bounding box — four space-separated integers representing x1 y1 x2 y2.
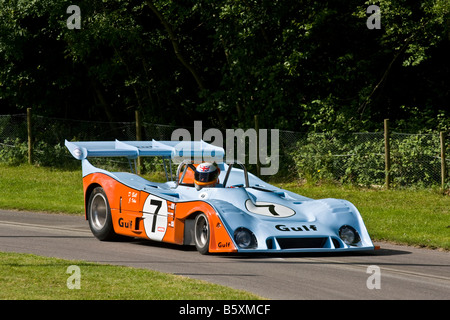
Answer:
291 132 444 187
390 133 441 186
0 139 78 169
0 138 28 165
34 141 76 168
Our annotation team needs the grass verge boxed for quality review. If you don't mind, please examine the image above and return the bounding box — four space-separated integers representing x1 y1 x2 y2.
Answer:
0 164 84 214
0 251 262 300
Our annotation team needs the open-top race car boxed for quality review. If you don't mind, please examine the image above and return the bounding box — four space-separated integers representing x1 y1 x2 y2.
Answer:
65 140 375 254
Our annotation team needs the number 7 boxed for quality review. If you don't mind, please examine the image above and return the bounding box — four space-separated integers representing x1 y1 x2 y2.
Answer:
150 199 162 232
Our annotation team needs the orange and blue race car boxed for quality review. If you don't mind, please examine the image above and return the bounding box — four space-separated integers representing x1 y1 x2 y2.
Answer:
65 140 375 254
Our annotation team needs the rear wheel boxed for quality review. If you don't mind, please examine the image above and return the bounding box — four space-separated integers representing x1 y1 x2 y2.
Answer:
87 187 118 241
194 213 210 254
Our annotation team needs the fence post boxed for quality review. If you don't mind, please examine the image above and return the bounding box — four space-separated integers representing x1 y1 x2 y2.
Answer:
135 110 142 174
384 119 390 189
27 108 33 165
440 131 447 191
254 114 260 177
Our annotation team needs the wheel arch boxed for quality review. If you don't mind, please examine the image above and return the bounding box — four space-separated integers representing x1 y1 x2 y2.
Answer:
175 202 237 253
183 210 204 246
84 183 102 219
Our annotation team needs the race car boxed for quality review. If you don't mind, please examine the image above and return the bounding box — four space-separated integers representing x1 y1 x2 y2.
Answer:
65 139 375 254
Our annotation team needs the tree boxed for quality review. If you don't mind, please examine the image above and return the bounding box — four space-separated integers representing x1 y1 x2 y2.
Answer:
355 0 450 131
1 0 448 132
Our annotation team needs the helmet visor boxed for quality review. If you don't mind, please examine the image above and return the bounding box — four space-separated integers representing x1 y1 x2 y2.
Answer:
194 170 219 184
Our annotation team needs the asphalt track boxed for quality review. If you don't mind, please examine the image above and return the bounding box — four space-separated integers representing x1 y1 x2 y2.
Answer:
0 210 449 300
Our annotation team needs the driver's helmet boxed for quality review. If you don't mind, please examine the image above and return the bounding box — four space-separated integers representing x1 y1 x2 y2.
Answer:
194 162 219 190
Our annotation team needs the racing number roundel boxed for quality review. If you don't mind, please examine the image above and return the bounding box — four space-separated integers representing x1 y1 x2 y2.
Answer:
143 194 168 241
245 200 295 218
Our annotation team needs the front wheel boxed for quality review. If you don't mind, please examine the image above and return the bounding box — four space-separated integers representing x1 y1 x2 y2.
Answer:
194 213 210 254
87 187 118 241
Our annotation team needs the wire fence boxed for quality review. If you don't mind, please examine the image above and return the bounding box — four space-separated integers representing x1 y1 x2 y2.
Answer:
289 131 448 187
0 113 448 189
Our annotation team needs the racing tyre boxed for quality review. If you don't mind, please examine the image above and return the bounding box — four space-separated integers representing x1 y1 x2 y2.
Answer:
87 187 118 241
194 213 210 254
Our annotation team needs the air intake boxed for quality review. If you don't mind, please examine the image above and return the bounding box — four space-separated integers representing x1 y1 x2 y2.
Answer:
276 237 327 249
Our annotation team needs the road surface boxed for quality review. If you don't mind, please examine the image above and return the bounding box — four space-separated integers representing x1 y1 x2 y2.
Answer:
0 210 449 300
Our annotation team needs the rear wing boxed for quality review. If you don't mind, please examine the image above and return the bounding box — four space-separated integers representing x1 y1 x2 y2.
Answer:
65 139 224 162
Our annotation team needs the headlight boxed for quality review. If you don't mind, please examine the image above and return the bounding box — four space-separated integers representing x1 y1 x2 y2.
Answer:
339 225 360 246
234 227 257 249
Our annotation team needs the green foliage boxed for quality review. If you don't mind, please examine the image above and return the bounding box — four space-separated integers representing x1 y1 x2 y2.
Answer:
390 133 442 186
0 138 28 165
0 0 449 132
359 0 450 67
0 138 77 168
34 141 76 168
292 132 445 187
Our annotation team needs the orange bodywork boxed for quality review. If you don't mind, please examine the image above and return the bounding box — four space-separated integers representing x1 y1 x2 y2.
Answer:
83 172 237 253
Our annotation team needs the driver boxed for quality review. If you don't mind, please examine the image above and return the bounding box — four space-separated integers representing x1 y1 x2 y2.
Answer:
194 162 220 190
